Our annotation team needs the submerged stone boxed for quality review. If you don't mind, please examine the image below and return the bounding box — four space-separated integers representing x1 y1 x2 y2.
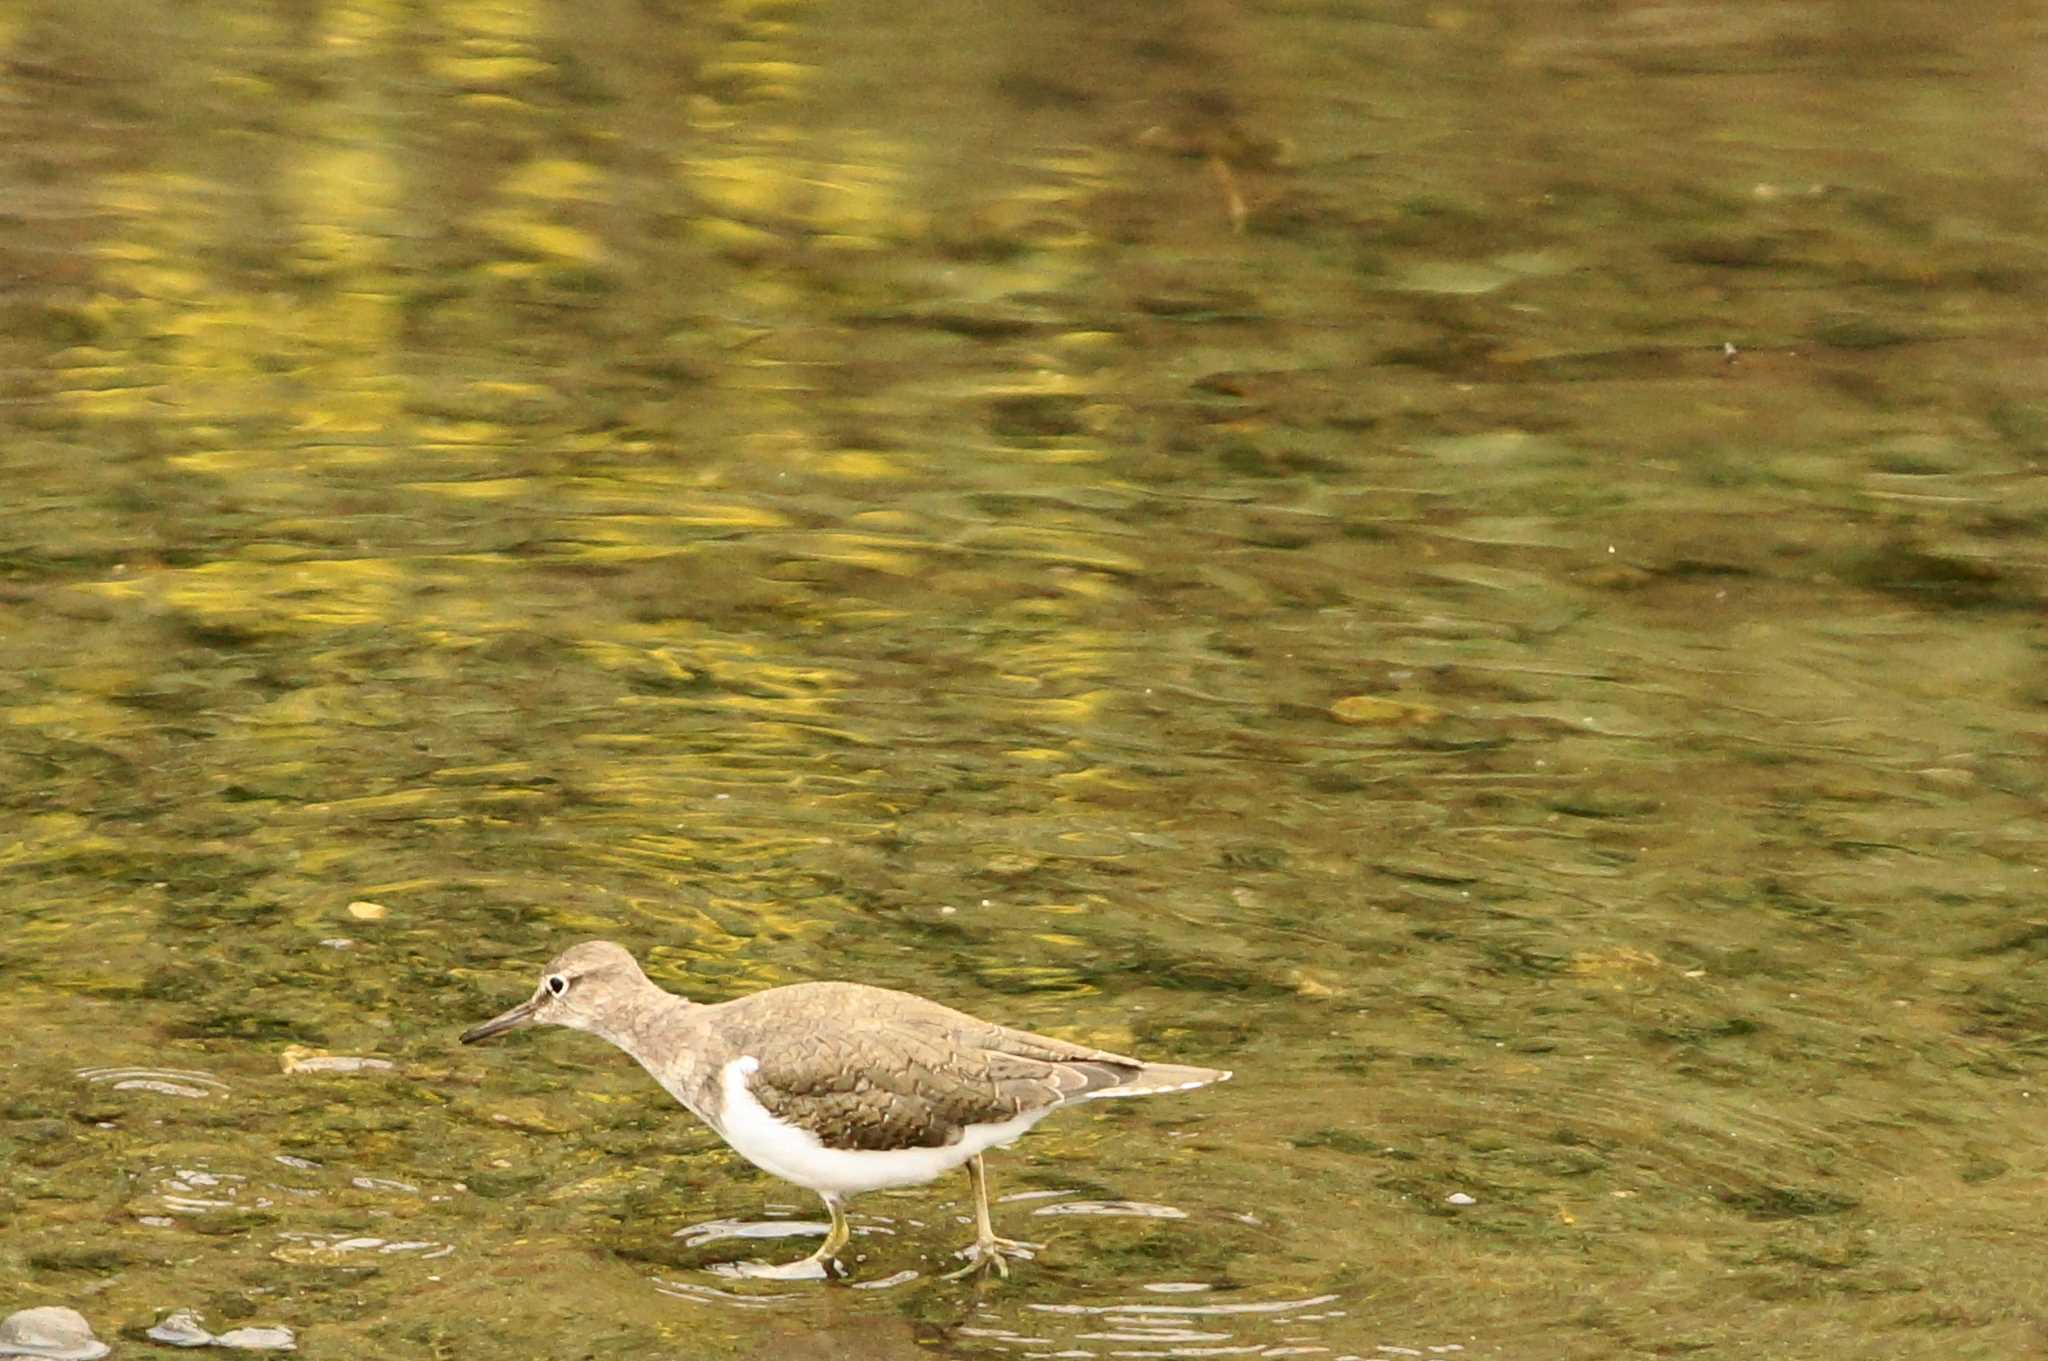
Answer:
146 1310 297 1352
0 1307 110 1361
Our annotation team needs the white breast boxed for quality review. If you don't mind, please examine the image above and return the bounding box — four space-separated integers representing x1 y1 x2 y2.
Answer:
713 1056 1046 1197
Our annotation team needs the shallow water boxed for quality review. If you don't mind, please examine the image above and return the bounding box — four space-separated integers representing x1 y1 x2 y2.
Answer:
3 0 2046 1357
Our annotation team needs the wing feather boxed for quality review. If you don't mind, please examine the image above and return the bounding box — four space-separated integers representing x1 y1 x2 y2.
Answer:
717 983 1149 1151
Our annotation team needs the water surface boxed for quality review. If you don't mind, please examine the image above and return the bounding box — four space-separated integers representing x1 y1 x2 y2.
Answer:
3 1 2046 1357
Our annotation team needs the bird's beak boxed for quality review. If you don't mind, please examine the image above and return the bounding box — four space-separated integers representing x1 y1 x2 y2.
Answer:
460 995 543 1044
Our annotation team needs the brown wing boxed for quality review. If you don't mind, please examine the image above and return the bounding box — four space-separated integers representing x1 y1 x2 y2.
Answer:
723 983 1143 1152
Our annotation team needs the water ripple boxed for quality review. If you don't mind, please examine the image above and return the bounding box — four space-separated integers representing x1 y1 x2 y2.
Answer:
77 1066 227 1098
1032 1199 1188 1219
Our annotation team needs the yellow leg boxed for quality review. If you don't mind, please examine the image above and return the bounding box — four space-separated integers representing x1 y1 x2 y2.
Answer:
732 1193 849 1280
807 1192 850 1266
942 1155 1042 1280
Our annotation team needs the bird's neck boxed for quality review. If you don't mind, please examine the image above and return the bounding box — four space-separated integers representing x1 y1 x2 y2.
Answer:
587 984 719 1124
585 978 688 1056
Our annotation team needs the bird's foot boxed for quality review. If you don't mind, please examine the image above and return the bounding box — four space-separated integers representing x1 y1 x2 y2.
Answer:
714 1251 841 1282
940 1234 1042 1281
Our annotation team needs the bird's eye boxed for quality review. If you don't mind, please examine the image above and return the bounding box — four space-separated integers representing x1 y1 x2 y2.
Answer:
545 974 568 998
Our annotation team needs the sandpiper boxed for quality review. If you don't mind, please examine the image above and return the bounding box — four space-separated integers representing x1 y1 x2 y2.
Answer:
460 940 1230 1279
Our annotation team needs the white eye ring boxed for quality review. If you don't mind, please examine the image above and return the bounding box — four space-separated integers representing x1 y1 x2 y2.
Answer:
545 975 568 997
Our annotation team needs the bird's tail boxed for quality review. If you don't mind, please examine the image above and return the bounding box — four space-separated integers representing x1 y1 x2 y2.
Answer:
1090 1062 1231 1099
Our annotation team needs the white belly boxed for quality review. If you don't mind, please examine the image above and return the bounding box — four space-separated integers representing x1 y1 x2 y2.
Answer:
714 1056 1045 1197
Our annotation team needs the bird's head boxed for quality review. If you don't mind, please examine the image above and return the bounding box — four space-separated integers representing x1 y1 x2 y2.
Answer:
459 939 652 1044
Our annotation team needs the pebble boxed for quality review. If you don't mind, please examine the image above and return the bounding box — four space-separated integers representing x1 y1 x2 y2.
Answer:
145 1312 212 1347
146 1311 297 1352
0 1307 110 1361
279 1046 396 1075
213 1329 296 1352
